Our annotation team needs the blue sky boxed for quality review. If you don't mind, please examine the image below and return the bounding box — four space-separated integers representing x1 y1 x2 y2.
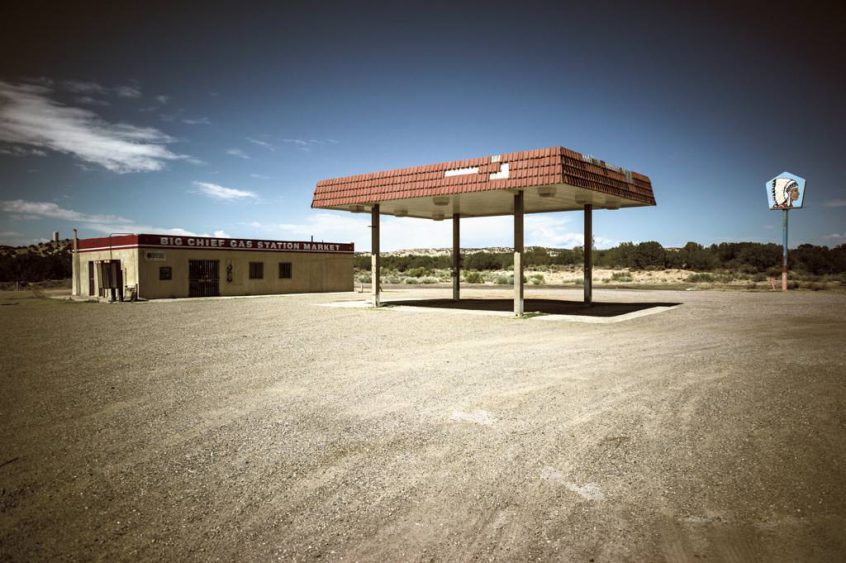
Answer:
1 1 844 251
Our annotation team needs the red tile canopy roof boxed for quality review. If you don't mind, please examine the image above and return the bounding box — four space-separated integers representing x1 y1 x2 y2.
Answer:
312 146 655 220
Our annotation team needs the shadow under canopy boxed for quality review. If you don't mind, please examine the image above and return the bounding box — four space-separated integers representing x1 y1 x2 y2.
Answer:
383 298 680 318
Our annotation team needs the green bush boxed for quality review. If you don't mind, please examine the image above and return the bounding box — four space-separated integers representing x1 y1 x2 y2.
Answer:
405 267 431 278
529 273 545 285
687 273 714 283
494 275 512 285
464 270 484 284
610 271 633 282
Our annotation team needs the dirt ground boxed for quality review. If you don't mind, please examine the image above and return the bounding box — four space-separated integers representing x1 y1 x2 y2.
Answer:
1 287 844 561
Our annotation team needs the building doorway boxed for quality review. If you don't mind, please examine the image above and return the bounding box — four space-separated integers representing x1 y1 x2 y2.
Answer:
88 262 95 296
189 260 220 297
98 260 123 300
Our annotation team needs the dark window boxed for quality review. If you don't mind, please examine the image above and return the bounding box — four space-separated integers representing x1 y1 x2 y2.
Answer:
279 262 292 279
159 266 172 281
249 262 264 279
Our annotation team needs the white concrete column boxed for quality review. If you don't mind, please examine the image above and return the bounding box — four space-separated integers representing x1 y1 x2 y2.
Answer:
371 204 381 307
452 213 460 301
584 204 592 305
514 191 524 316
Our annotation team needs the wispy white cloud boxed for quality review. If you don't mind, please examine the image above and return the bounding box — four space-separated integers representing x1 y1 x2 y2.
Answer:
213 229 230 238
824 199 846 208
0 199 220 239
182 116 210 125
281 138 338 152
60 80 141 100
822 233 846 245
246 213 606 252
246 137 275 151
0 80 188 173
250 173 272 179
0 146 47 157
83 223 205 237
114 85 142 98
192 181 257 201
75 96 110 107
225 148 250 159
61 80 108 95
155 95 169 104
1 199 131 224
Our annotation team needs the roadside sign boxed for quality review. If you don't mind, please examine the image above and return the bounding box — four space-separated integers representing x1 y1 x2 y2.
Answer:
766 171 806 210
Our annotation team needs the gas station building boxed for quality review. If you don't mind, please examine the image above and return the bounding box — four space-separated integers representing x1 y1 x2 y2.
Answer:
71 234 354 300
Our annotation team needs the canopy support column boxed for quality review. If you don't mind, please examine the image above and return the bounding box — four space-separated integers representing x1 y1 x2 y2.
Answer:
452 213 460 301
514 191 524 316
371 204 381 307
584 204 592 305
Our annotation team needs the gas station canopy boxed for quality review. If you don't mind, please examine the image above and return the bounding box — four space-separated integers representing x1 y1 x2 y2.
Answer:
311 146 656 315
312 146 654 219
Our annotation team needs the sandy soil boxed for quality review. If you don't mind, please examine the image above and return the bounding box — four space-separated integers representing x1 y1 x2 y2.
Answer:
1 287 844 561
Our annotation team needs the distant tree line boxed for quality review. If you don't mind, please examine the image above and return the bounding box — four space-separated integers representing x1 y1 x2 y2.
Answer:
0 245 73 283
3 240 845 283
354 242 846 275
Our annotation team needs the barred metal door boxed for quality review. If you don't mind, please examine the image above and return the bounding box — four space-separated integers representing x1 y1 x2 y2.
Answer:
188 260 220 297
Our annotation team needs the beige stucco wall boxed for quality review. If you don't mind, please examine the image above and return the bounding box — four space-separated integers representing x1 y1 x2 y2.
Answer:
135 248 353 299
74 247 353 299
72 249 140 297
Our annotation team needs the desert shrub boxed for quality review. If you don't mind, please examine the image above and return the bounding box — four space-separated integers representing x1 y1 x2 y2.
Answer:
610 271 633 282
405 267 431 278
464 270 484 284
687 273 714 283
752 273 767 282
494 275 512 285
418 276 439 284
529 273 545 285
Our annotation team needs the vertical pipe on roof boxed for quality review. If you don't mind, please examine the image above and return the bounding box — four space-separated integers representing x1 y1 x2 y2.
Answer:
371 205 381 307
514 192 524 316
584 204 593 305
72 228 79 297
452 213 460 301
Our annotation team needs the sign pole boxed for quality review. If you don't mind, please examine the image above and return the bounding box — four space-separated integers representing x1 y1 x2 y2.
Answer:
782 208 789 291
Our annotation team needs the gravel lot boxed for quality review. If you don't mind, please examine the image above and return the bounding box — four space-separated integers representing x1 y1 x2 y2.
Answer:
1 287 844 561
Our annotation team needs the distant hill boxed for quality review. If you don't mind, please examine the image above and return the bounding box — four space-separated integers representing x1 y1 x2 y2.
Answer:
0 240 73 283
0 239 73 257
363 246 573 257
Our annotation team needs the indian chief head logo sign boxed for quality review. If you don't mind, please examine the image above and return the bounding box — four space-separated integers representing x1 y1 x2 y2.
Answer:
766 171 806 210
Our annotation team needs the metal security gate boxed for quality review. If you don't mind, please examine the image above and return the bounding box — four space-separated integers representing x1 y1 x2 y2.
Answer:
188 260 220 297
